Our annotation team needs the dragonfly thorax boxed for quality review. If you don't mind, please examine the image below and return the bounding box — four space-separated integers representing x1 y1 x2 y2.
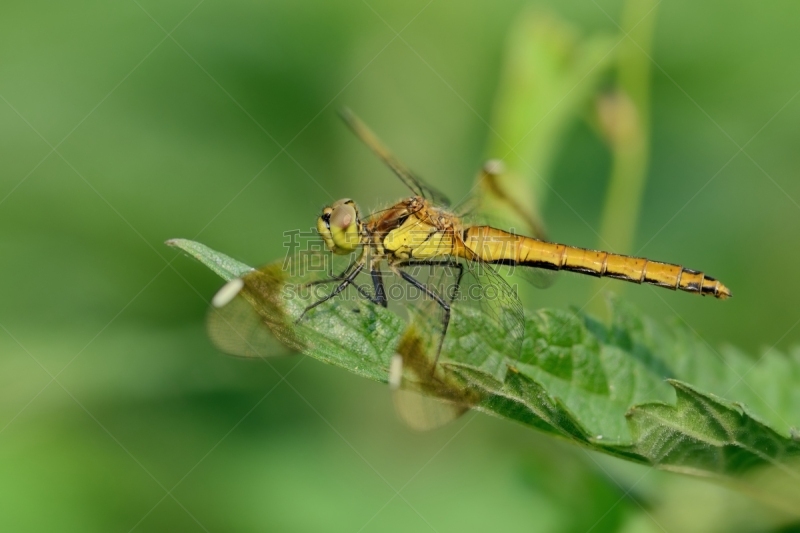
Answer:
378 198 458 260
317 198 363 255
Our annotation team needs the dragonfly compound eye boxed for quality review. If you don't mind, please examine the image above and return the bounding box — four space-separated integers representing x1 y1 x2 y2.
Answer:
330 204 355 230
317 200 361 255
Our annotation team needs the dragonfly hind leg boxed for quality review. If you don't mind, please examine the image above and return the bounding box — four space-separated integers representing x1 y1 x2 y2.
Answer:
395 260 464 303
392 259 464 368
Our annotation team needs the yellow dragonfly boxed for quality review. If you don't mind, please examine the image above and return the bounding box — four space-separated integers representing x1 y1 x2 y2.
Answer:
206 110 730 428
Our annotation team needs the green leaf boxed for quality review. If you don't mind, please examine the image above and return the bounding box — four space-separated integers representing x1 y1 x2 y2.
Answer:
166 238 252 280
617 380 800 476
167 239 800 482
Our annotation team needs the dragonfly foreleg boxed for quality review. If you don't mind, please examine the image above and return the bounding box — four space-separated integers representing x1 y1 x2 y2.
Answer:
297 262 365 322
303 258 358 288
300 257 385 304
305 276 377 303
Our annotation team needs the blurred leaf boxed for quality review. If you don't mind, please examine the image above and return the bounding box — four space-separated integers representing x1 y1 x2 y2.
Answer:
168 239 800 485
480 10 615 235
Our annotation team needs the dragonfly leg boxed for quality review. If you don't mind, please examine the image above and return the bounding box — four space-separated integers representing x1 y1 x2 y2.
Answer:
308 278 377 303
303 258 358 288
394 260 464 305
298 262 364 322
355 281 382 304
393 266 452 369
371 267 388 308
302 258 386 305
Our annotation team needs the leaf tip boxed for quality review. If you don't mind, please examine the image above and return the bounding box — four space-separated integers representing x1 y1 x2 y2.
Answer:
664 378 685 389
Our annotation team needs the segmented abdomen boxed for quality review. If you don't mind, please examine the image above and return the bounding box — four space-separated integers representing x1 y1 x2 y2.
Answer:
459 226 731 299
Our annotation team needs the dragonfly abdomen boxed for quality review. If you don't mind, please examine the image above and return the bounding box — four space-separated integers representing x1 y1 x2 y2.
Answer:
461 226 731 299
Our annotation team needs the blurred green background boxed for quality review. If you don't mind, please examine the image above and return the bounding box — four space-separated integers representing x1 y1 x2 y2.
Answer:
2 0 800 531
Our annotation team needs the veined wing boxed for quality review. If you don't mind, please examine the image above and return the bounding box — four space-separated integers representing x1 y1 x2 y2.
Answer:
385 254 524 430
206 247 478 430
339 108 451 207
453 162 558 290
207 270 301 359
493 249 560 290
392 232 525 370
206 239 524 430
389 349 473 431
455 255 526 364
206 249 475 430
206 249 399 367
475 160 548 241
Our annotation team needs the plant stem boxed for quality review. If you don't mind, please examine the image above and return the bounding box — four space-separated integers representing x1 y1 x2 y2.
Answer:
481 9 614 238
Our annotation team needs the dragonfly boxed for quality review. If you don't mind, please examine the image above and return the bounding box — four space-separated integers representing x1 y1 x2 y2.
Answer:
306 109 729 354
207 109 731 429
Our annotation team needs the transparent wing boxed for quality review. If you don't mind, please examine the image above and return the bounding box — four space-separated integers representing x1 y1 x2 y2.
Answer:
390 323 484 431
454 161 559 290
340 108 451 207
457 257 526 366
385 259 525 430
398 235 524 373
495 260 560 290
394 250 525 370
207 277 296 359
206 248 378 360
467 159 548 240
208 253 476 431
384 238 524 430
206 237 523 431
392 389 468 431
388 354 470 431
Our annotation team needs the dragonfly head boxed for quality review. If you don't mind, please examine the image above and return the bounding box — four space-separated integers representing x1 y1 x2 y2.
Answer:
317 198 362 255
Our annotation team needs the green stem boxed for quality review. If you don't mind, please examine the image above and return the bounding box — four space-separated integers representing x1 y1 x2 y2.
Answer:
481 9 614 238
